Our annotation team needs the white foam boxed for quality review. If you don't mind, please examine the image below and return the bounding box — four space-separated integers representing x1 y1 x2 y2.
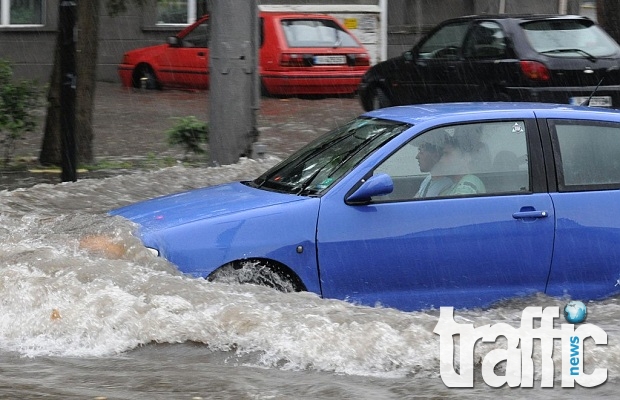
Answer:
0 161 618 381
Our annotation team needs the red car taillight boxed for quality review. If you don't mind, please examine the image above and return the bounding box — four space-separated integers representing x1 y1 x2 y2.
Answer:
348 53 370 66
520 61 550 81
280 54 310 67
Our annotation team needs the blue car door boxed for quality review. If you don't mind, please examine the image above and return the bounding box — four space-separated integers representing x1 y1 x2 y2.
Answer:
545 119 620 300
316 119 555 311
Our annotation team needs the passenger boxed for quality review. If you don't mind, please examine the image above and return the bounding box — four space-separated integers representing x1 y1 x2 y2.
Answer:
433 137 486 196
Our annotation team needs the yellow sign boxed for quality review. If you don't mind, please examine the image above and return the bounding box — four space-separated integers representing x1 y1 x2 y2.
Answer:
344 18 357 30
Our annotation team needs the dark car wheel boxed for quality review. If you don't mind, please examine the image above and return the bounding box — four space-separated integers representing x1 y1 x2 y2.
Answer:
371 87 392 110
133 65 159 90
207 260 303 293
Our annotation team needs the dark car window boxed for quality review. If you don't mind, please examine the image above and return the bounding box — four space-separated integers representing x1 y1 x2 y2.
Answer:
551 120 620 191
522 19 618 58
281 19 360 48
182 21 209 48
418 21 469 60
254 117 409 195
464 21 508 59
374 121 530 201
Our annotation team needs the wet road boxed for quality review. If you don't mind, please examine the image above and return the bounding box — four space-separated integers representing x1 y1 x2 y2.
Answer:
5 83 362 191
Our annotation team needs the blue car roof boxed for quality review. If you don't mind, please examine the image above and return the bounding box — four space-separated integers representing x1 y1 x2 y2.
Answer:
362 102 620 125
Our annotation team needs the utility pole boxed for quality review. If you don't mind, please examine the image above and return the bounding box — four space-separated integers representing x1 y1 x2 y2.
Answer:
59 1 77 182
208 0 259 165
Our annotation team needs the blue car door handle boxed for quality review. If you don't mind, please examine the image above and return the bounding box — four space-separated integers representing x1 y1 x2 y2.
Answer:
512 210 549 219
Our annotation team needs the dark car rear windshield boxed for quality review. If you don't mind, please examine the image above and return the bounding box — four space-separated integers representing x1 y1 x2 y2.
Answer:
281 19 360 48
522 19 618 58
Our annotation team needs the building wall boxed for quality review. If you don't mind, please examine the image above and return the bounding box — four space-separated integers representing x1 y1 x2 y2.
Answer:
0 0 585 84
0 2 59 82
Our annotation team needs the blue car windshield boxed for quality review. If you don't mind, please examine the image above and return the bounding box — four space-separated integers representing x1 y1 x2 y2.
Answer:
253 117 410 195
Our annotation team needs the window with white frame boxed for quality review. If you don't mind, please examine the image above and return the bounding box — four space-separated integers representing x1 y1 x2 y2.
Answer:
157 0 207 25
0 0 43 26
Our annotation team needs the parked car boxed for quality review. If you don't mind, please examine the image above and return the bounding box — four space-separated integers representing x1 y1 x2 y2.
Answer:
110 102 620 312
118 12 371 95
359 14 620 111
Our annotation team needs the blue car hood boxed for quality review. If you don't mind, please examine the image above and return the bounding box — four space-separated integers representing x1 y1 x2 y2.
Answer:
110 182 304 231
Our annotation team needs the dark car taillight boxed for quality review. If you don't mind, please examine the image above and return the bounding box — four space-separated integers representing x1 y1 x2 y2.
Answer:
347 53 370 66
280 54 312 67
520 61 550 81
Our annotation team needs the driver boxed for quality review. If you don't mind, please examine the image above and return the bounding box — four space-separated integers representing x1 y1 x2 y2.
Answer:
415 130 486 197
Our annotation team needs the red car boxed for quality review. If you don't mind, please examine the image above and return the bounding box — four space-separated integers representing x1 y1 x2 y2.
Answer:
118 12 371 95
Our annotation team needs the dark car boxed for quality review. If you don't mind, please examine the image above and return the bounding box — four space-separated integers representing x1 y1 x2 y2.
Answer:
359 14 620 111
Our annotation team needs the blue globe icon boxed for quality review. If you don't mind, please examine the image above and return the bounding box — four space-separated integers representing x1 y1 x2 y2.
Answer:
564 300 587 324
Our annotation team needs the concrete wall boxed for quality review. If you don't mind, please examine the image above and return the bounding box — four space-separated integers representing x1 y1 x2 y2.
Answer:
0 0 585 83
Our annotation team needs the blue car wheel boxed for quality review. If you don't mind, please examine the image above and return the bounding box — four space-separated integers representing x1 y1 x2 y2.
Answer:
207 260 304 293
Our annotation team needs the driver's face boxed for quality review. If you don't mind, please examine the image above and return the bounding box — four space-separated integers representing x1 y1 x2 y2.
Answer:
416 145 442 172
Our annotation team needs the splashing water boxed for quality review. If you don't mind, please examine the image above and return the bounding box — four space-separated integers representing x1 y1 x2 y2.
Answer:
1 160 619 398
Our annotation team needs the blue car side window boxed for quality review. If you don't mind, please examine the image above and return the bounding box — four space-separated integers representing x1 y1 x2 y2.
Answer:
551 120 620 190
374 121 530 201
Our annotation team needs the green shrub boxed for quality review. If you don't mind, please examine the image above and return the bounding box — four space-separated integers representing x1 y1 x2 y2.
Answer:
166 116 209 160
0 60 41 165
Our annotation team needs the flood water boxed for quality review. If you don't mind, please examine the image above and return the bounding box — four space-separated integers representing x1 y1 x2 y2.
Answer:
1 147 620 398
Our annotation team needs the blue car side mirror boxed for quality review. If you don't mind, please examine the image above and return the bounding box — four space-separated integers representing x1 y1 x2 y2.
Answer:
346 173 394 204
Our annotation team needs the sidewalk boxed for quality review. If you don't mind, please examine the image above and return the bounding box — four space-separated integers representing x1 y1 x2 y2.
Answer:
95 82 363 160
5 82 363 189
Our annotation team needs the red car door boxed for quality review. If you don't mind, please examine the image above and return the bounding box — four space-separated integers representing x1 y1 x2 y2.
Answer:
158 19 210 89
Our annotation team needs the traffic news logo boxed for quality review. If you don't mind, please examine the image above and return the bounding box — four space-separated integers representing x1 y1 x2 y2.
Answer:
433 304 608 388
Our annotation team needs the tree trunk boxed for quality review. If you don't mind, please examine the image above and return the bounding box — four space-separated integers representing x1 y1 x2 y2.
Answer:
39 24 62 166
75 0 101 164
40 0 100 166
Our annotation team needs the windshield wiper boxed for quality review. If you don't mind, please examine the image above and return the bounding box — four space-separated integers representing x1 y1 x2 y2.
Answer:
292 133 378 195
327 133 386 178
258 128 363 192
292 166 326 195
255 142 332 190
540 48 597 62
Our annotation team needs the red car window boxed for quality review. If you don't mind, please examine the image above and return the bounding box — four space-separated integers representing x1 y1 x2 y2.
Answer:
280 19 361 48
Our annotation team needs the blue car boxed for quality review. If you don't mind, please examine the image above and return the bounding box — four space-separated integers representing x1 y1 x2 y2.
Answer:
111 103 620 311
